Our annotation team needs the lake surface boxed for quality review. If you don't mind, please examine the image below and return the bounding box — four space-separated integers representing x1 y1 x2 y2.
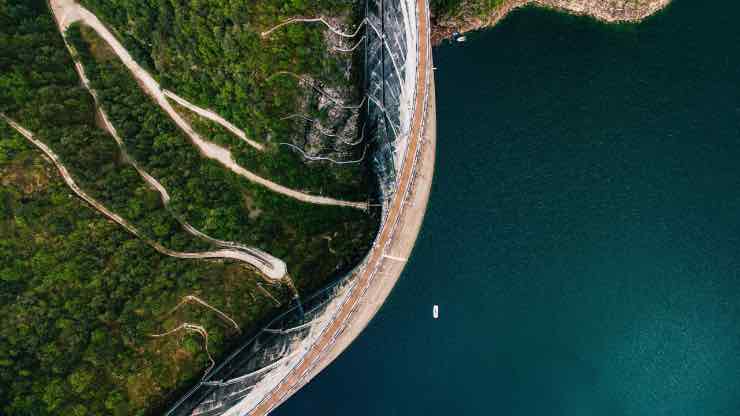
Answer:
274 2 740 415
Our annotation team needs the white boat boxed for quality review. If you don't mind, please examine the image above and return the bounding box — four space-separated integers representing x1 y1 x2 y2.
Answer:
456 36 467 42
433 304 439 319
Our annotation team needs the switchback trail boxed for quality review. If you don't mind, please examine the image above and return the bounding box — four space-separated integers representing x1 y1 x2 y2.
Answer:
56 29 287 280
2 115 286 280
245 0 434 413
49 0 368 211
162 89 264 151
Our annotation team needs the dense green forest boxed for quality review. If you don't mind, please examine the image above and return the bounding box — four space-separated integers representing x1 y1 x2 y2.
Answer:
1 123 289 415
1 0 376 414
79 0 369 198
67 23 375 288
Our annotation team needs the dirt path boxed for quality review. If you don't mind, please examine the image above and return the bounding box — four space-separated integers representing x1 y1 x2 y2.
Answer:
2 114 286 280
162 90 264 151
432 0 672 43
99 106 288 280
49 0 367 211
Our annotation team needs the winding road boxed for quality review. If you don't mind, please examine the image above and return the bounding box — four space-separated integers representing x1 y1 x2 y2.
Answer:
49 0 368 211
53 24 287 280
162 90 264 151
2 114 286 280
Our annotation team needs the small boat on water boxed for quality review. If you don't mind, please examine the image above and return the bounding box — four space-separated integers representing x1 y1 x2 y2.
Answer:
433 304 439 319
451 31 467 43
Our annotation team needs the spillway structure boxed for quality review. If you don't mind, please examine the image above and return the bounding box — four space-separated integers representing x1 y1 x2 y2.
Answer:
165 1 431 415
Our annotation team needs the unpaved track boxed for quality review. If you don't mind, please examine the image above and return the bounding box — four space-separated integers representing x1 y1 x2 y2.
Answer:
432 0 672 43
2 114 286 279
162 89 264 151
57 28 286 279
261 17 368 39
49 0 367 211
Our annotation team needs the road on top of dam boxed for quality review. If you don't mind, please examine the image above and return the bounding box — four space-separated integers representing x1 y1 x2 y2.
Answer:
246 0 433 414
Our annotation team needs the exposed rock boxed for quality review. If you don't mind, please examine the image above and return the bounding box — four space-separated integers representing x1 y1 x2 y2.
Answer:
432 0 673 44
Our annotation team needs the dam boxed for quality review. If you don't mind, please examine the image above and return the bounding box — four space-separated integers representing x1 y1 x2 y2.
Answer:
276 2 740 414
165 0 435 415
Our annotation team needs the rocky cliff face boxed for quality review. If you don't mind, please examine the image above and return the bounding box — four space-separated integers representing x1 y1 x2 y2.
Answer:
432 0 672 43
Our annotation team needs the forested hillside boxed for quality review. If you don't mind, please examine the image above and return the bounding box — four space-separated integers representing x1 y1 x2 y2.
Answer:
1 122 287 416
79 0 368 197
430 0 669 40
0 0 375 414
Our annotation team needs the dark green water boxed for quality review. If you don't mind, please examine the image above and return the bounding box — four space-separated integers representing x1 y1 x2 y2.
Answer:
274 2 740 415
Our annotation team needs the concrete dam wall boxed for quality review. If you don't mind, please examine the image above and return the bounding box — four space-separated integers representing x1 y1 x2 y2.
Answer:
165 1 423 415
367 0 419 209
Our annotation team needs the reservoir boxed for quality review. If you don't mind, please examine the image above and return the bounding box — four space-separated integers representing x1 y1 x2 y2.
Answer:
275 1 740 415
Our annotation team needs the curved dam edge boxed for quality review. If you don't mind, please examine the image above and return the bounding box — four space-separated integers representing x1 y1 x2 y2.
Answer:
293 74 436 395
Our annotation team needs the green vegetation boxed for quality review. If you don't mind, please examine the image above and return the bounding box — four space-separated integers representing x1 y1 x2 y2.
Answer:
67 23 375 287
431 0 507 19
79 0 369 197
1 125 288 415
431 0 466 17
1 0 376 414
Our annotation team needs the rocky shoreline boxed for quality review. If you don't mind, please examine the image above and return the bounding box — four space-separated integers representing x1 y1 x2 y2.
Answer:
432 0 673 44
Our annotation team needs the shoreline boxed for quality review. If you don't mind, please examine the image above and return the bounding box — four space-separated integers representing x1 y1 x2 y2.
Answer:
431 0 673 44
